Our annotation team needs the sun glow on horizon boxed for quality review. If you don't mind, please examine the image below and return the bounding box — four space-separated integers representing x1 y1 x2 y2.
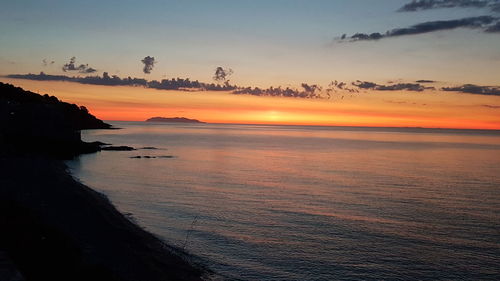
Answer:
2 78 500 130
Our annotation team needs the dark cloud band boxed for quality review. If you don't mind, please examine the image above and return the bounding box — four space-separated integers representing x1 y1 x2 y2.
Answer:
341 16 497 42
6 73 499 98
442 84 500 95
398 0 499 12
233 84 323 99
4 73 329 99
352 81 432 91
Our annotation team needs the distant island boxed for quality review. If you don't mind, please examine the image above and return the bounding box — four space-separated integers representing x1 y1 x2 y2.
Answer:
146 117 205 123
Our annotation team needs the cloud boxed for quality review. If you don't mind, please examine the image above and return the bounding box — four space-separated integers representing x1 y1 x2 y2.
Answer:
352 81 378 89
442 84 500 95
341 16 497 42
350 33 384 41
352 80 432 91
42 59 55 67
4 72 324 99
213 67 233 83
61 57 77 71
325 81 360 99
10 73 499 99
5 72 236 92
62 56 97 73
301 83 322 94
491 2 500 11
485 20 500 31
398 0 500 12
416 79 436 83
141 56 156 74
6 72 436 98
233 83 324 99
81 67 97 73
482 104 500 108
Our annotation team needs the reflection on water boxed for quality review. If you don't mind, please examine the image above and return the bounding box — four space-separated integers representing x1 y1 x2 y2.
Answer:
68 122 500 280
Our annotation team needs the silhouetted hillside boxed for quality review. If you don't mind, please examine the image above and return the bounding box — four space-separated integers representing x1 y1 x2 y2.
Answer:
0 82 110 158
0 82 110 130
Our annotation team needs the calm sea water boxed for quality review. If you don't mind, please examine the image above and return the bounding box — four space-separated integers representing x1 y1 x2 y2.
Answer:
67 122 500 281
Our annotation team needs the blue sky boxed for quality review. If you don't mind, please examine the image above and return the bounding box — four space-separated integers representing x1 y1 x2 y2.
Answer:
1 0 499 87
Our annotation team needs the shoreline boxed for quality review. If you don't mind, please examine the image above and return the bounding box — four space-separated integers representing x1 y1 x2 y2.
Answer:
0 156 211 281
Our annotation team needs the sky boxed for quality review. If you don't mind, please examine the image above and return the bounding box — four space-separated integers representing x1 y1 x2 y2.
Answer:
1 0 499 129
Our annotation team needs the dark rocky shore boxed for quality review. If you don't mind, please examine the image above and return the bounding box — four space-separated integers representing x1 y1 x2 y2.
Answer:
0 83 208 281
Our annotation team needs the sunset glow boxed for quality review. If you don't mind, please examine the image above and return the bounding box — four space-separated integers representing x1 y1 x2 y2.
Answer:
1 1 499 130
2 2 500 280
2 78 499 129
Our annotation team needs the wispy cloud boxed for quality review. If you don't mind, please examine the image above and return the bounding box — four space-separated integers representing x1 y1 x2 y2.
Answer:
340 16 497 42
42 59 55 67
326 81 360 96
213 67 233 83
62 57 97 73
398 0 500 12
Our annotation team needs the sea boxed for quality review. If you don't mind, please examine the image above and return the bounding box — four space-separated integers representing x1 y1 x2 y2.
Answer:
67 122 500 281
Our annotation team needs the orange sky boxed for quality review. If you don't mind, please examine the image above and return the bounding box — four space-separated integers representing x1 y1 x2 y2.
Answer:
2 78 500 130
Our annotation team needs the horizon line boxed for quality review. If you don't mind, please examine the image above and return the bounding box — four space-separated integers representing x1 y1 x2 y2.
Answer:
102 120 500 132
